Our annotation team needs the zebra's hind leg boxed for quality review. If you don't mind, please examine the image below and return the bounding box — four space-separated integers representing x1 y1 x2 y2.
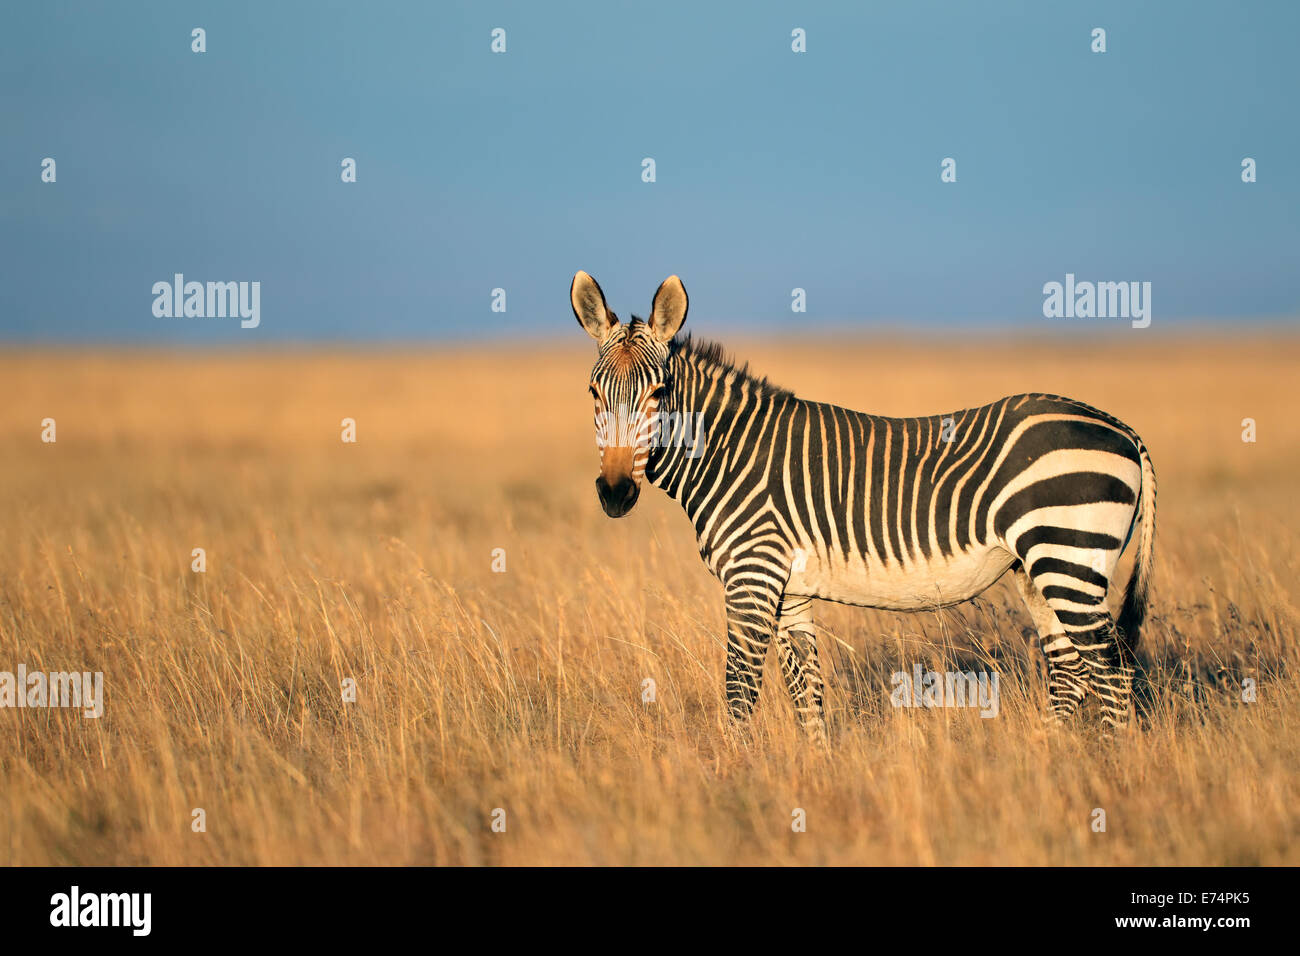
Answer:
1027 566 1135 734
1069 614 1135 734
1012 565 1089 724
774 595 828 744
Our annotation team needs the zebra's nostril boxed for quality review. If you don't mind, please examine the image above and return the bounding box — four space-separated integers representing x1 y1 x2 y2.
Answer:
596 476 638 517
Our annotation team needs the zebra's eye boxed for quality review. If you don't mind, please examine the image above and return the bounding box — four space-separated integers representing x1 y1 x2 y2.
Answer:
647 383 665 399
588 384 600 400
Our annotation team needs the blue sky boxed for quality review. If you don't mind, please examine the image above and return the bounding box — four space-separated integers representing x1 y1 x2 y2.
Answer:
2 0 1297 343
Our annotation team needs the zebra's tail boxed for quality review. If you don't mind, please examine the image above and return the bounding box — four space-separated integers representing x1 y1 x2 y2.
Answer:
1117 438 1157 656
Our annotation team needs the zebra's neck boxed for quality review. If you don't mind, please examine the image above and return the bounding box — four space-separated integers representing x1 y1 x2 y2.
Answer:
646 338 792 506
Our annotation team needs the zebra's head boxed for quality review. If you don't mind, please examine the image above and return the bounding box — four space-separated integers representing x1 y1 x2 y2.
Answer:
571 271 689 518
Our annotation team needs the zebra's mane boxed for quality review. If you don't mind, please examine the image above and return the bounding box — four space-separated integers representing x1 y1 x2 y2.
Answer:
655 327 794 399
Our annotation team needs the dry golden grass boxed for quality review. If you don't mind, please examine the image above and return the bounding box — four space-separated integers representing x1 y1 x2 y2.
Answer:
0 332 1297 865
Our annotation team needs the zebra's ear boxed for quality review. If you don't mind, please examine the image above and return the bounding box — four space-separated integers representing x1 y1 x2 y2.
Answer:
649 275 688 343
572 271 618 343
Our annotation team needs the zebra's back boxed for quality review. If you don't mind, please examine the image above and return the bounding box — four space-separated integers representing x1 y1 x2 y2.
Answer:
772 393 1145 611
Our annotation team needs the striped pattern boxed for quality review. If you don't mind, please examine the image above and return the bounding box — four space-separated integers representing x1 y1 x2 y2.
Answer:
573 273 1156 740
589 323 668 496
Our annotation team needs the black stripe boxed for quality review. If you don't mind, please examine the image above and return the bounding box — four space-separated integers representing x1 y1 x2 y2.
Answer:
994 473 1136 540
1027 556 1109 590
1014 525 1121 556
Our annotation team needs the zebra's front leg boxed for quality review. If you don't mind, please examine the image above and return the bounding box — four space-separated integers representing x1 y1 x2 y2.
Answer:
775 596 828 744
721 570 784 726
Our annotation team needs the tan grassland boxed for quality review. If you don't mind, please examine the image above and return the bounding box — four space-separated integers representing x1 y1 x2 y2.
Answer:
0 331 1297 864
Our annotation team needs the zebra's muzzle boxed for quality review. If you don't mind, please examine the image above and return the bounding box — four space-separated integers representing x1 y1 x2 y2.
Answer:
596 475 639 518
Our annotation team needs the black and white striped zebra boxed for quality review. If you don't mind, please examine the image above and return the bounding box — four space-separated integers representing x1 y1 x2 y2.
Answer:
572 271 1156 740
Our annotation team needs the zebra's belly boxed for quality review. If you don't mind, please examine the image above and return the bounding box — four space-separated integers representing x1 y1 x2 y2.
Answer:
787 545 1017 611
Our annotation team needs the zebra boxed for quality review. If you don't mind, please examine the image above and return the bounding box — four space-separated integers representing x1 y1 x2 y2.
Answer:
571 271 1156 741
